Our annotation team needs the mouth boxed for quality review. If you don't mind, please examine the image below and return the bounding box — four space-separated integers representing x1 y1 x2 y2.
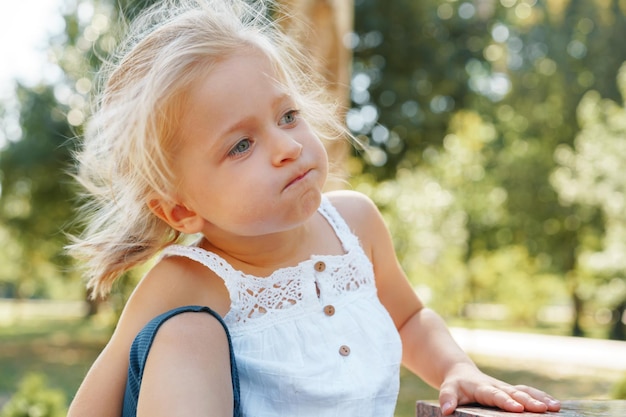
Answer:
284 169 312 190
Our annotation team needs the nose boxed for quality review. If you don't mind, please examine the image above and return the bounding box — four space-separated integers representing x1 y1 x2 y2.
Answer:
270 131 303 166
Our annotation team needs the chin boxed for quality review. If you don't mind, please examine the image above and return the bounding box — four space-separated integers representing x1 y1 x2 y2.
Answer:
304 187 323 207
290 188 322 222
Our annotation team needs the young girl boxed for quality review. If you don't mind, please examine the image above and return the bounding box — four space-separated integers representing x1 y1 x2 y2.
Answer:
67 0 561 416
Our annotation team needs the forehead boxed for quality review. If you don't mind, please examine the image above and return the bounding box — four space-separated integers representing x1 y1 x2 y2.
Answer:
204 49 283 91
197 42 291 90
174 50 294 147
190 50 291 109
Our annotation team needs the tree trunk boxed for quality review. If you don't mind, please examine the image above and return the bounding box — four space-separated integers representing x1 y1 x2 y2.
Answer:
277 0 354 190
571 288 585 337
609 300 626 341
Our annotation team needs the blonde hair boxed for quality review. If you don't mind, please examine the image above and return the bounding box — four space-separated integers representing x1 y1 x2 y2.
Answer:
68 0 347 298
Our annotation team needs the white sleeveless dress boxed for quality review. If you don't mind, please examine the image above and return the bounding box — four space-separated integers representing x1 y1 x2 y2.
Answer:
160 195 403 416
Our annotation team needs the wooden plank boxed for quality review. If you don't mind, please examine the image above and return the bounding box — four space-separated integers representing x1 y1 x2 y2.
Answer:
416 400 626 417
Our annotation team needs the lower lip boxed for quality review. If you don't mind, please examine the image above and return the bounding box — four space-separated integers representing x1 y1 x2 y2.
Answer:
286 170 310 189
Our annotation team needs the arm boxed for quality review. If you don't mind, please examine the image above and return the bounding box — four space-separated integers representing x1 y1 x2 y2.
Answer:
68 293 161 417
68 339 129 417
329 190 560 416
398 308 560 415
135 311 233 417
68 256 232 417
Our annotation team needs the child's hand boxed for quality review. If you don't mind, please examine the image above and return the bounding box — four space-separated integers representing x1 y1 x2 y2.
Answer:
438 364 561 415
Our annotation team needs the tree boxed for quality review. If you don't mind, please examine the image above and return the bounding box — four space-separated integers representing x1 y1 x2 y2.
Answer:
350 0 626 336
0 84 78 298
551 63 626 340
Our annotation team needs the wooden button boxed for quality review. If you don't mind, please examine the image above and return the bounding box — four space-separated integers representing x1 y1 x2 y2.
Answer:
339 345 351 356
323 305 335 316
314 261 326 272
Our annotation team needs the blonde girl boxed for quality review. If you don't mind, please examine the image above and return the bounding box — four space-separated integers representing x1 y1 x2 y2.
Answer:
67 0 561 416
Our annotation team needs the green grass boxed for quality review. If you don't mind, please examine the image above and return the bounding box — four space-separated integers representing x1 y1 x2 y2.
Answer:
0 317 110 404
0 316 619 416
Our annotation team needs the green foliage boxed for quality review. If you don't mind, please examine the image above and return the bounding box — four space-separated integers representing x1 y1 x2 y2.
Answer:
355 167 469 317
0 373 67 417
613 374 626 400
0 0 145 300
0 84 79 298
467 246 565 324
552 63 626 277
349 0 626 336
551 62 626 336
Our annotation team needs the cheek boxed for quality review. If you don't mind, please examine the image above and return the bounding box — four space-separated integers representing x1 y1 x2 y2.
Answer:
302 127 329 165
321 142 330 166
316 139 330 173
175 167 222 213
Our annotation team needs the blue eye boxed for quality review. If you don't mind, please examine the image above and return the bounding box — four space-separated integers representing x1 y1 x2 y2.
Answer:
229 138 252 157
280 110 299 125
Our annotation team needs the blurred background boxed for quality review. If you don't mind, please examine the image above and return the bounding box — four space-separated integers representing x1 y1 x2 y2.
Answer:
1 0 626 416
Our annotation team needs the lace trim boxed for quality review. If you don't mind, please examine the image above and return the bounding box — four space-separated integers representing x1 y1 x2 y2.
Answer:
160 196 376 329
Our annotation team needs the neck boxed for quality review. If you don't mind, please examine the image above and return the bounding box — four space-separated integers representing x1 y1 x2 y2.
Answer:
199 219 316 277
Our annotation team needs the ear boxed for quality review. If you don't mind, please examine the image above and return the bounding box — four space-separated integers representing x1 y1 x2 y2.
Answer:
147 195 204 235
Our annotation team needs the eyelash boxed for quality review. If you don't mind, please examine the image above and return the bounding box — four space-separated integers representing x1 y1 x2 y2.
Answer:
226 109 300 158
280 109 300 125
228 138 252 158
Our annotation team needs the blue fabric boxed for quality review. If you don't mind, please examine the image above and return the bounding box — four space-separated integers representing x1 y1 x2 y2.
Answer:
121 305 242 417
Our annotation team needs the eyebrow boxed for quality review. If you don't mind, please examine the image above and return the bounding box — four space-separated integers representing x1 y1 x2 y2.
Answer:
215 91 295 139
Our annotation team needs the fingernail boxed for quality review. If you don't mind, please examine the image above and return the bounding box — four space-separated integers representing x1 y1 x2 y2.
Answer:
441 402 454 414
549 399 561 407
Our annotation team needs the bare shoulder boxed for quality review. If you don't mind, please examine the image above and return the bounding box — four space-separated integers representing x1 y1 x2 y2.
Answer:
325 189 381 226
325 190 386 255
113 253 230 343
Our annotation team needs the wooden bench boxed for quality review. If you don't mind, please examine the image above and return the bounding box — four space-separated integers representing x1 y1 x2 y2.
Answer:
416 400 626 416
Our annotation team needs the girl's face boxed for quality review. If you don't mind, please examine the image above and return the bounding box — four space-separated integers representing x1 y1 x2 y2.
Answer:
170 49 329 239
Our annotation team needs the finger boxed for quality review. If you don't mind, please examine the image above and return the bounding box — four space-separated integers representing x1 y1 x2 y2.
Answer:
545 398 562 412
474 386 524 413
508 389 548 413
513 385 561 411
438 387 459 416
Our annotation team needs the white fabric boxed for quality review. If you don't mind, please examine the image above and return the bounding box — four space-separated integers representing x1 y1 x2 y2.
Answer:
161 196 403 416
